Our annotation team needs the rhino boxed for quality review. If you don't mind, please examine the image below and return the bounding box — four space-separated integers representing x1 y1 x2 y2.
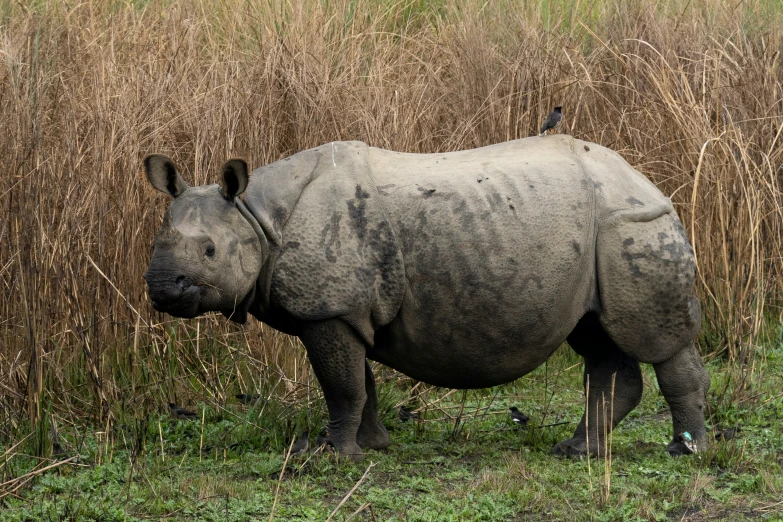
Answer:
142 136 710 460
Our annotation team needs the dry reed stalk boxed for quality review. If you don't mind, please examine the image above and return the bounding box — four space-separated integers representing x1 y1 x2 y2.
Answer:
325 461 376 522
601 373 616 506
158 420 164 464
343 502 373 522
449 389 468 439
199 406 205 462
585 375 593 502
268 435 297 522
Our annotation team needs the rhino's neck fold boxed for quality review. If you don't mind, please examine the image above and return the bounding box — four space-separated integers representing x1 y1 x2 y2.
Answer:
236 198 269 252
235 198 276 318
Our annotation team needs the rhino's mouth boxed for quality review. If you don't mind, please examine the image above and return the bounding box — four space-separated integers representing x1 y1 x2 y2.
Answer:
150 284 202 318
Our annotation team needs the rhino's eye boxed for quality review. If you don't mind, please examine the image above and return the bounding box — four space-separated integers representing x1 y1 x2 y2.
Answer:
205 245 215 257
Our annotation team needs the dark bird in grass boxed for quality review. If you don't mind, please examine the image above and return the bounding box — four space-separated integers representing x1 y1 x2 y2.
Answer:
316 429 331 448
539 106 563 136
715 426 741 441
509 407 529 426
289 431 309 458
399 406 418 422
313 429 334 453
169 403 198 420
235 393 261 405
51 429 67 457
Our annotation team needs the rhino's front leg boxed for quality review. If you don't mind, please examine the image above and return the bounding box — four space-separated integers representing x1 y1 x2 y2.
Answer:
299 319 368 461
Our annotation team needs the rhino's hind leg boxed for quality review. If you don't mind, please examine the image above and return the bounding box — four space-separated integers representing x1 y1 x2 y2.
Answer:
653 343 710 456
300 320 367 461
595 212 707 455
553 313 643 457
356 361 390 450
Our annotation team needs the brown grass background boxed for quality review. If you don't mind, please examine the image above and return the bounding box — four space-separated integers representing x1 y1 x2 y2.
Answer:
1 0 782 437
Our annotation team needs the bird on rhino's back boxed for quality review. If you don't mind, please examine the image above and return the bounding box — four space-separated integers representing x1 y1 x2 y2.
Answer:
539 106 563 135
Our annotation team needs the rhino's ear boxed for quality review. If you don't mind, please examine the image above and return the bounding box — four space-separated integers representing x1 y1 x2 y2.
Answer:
144 154 189 198
220 159 249 200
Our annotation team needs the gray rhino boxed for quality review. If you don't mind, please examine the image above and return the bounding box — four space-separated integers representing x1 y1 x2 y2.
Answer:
142 136 710 460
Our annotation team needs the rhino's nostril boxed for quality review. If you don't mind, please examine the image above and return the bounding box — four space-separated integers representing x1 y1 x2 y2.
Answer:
176 276 192 290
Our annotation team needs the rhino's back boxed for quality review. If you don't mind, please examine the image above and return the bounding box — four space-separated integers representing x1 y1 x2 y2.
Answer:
366 136 670 387
369 136 668 226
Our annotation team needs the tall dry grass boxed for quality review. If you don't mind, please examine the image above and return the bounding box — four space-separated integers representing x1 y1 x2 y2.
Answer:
1 0 782 445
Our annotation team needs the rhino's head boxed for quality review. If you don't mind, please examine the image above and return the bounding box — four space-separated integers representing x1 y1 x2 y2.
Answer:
142 155 263 323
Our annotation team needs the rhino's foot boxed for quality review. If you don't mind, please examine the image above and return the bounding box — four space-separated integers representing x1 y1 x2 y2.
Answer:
666 432 703 457
666 439 694 457
552 437 589 457
552 437 607 457
331 440 364 462
356 421 389 450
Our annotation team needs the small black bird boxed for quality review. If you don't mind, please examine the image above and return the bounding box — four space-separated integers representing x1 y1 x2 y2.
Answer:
235 393 261 405
316 429 331 447
509 407 529 426
289 431 309 458
539 106 563 136
715 426 741 441
313 429 335 453
399 406 418 422
51 429 67 457
169 403 198 420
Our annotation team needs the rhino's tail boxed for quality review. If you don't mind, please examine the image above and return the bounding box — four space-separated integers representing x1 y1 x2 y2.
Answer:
599 199 675 227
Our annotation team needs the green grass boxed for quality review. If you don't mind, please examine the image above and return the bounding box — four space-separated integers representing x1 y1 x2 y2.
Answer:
2 345 782 521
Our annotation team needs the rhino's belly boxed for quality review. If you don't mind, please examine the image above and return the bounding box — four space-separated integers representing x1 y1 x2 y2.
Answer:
369 319 569 388
368 272 585 388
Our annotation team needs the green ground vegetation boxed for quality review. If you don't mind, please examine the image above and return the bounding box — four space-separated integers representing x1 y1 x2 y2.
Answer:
2 342 782 521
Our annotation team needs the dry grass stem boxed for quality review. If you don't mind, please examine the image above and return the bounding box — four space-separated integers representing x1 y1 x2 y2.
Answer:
325 461 376 522
269 436 298 522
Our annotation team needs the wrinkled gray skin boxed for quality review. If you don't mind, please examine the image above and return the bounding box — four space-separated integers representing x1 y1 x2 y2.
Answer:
143 136 710 461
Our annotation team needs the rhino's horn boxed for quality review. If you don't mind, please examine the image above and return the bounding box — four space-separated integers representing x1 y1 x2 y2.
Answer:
156 210 182 245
